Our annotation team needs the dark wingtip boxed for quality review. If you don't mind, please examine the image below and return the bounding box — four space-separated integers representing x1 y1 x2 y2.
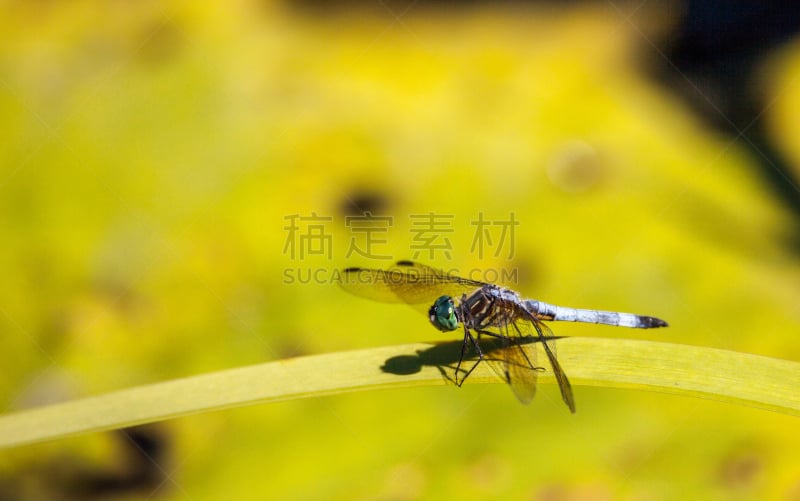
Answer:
395 260 414 266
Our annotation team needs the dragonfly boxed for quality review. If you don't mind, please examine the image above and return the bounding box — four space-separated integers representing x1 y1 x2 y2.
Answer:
341 261 668 413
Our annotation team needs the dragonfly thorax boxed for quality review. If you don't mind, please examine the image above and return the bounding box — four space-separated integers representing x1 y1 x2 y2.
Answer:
429 295 460 332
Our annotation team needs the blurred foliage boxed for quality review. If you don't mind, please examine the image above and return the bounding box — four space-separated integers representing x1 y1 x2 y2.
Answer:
0 1 799 499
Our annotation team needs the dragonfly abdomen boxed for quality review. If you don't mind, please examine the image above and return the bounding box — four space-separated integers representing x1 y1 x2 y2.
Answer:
525 300 667 329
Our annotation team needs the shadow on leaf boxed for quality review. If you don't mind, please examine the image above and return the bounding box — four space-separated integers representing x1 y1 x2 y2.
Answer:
381 336 562 384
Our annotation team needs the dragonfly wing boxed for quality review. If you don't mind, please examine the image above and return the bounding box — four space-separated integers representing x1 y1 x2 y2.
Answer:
393 260 485 284
504 340 540 405
512 313 575 413
534 323 575 413
478 340 540 405
340 267 423 303
502 318 540 405
392 261 489 294
477 311 540 405
341 261 486 306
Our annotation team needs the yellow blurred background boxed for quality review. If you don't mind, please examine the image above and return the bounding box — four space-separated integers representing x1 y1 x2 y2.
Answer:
1 1 799 499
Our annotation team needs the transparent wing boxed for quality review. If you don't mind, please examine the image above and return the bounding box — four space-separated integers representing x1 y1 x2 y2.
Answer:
475 307 540 405
477 302 574 412
340 260 487 306
504 319 541 405
515 314 575 413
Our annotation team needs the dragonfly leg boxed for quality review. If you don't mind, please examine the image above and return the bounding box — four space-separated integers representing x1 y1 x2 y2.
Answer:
509 323 545 372
454 326 483 387
473 327 545 373
454 327 469 384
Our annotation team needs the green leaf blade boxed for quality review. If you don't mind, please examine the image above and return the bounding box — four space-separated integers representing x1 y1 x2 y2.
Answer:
0 338 797 449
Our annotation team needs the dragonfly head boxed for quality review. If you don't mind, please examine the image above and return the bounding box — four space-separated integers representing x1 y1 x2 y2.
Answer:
429 296 459 332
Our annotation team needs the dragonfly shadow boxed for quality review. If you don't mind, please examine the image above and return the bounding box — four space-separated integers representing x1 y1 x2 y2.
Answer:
381 336 566 384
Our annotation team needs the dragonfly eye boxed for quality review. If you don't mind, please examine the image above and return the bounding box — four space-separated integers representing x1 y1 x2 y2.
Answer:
429 295 459 332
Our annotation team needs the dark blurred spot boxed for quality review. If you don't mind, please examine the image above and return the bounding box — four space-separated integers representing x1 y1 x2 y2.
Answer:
0 424 172 500
339 191 390 217
93 277 138 313
508 260 541 289
137 20 182 64
547 141 603 194
75 425 170 498
38 308 72 356
787 478 800 500
535 481 612 501
466 454 512 492
645 0 800 227
274 336 309 359
717 450 762 489
611 441 651 475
